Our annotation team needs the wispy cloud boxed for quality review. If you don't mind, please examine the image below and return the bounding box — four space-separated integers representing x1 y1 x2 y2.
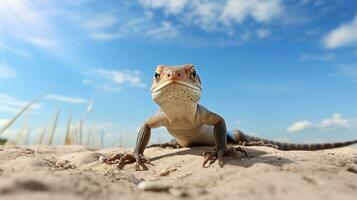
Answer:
45 93 87 104
334 64 357 82
0 42 31 57
85 12 180 42
141 0 284 25
83 68 146 93
0 92 41 114
0 64 16 79
299 53 335 62
287 120 313 132
97 68 146 88
81 14 118 30
22 36 57 49
256 29 271 39
322 15 357 49
287 113 352 133
140 0 188 14
89 32 122 41
220 0 283 24
146 21 178 40
82 79 122 93
0 0 60 50
86 0 284 43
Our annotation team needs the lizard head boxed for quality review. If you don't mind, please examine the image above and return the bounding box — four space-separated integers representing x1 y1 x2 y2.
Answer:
151 64 202 107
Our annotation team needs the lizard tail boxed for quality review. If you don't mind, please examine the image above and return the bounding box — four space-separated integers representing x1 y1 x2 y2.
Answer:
229 129 357 151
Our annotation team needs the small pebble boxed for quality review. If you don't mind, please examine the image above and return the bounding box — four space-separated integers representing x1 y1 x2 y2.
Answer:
55 160 69 167
159 167 177 176
55 160 75 169
347 164 357 174
137 181 170 192
99 156 106 163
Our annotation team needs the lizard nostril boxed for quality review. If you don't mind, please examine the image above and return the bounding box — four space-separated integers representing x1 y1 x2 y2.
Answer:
167 74 171 77
178 73 181 77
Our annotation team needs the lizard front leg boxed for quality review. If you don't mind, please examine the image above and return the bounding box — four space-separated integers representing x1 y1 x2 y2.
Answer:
106 111 167 170
199 106 248 167
106 124 152 170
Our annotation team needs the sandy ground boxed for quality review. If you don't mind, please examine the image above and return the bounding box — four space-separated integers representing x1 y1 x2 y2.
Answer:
0 145 357 200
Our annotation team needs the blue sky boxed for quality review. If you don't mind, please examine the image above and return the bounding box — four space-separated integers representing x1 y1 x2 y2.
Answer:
0 0 357 146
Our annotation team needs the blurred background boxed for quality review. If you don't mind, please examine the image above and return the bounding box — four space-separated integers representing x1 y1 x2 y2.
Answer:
0 0 356 148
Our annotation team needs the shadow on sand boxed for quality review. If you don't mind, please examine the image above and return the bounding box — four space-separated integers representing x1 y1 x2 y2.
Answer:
149 146 294 168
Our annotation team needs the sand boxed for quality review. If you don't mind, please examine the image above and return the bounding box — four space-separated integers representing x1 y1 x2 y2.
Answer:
0 145 356 200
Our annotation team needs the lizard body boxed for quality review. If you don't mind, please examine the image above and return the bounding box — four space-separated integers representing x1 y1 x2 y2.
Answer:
106 64 357 170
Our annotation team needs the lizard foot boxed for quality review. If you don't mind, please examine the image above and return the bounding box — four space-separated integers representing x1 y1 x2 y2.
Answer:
202 147 248 168
105 153 151 170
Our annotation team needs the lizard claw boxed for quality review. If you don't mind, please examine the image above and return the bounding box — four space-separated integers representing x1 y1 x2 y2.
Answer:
134 154 151 171
202 147 248 168
105 153 151 170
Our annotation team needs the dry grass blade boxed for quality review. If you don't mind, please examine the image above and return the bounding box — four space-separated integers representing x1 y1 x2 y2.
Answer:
64 114 72 145
0 92 47 136
100 130 104 148
48 109 60 145
16 109 32 145
78 119 83 145
86 127 92 146
38 125 47 144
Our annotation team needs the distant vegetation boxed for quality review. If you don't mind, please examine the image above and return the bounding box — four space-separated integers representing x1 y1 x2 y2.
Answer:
0 92 119 148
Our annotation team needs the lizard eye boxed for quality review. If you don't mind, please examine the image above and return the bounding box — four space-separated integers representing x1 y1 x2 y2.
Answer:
154 72 160 80
190 70 197 79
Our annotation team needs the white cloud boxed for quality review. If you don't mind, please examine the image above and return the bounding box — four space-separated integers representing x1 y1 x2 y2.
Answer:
97 68 146 88
287 113 352 133
318 113 349 128
138 0 284 36
146 21 178 40
0 92 41 114
256 29 271 39
185 1 222 31
299 53 335 61
220 0 283 24
45 93 87 104
82 79 122 93
81 14 118 30
140 0 189 14
0 64 16 79
287 120 313 132
322 15 357 49
83 68 146 93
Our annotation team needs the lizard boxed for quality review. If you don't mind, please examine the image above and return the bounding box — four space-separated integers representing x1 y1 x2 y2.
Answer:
147 129 357 151
105 64 357 170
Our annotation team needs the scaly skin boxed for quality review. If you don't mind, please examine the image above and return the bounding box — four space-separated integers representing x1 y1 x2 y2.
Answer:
230 129 357 151
106 64 357 170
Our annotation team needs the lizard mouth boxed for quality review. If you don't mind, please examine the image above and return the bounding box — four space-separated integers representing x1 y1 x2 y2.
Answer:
151 80 201 95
